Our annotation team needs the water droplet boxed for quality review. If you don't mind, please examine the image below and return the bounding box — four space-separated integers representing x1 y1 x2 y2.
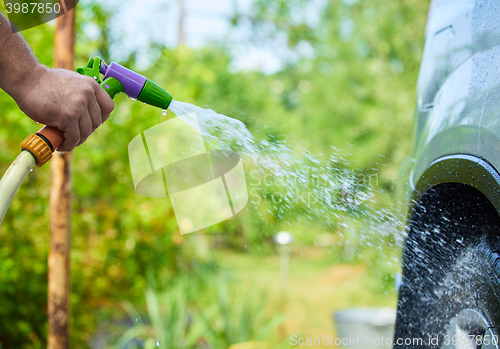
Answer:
132 98 136 101
162 109 168 116
93 76 97 80
58 151 63 154
156 340 160 346
35 121 39 124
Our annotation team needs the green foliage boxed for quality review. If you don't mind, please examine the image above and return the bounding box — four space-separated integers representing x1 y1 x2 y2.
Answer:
244 0 429 181
196 275 283 347
113 273 282 349
115 277 202 349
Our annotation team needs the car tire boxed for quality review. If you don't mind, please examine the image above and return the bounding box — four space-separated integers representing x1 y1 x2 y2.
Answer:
394 184 500 349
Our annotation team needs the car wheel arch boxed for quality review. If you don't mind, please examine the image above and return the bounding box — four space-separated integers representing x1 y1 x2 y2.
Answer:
407 154 500 229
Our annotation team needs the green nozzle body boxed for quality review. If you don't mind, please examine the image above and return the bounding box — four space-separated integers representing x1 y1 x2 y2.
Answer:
137 79 173 110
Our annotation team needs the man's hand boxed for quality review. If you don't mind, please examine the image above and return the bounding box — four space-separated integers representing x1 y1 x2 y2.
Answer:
14 65 115 152
0 13 114 152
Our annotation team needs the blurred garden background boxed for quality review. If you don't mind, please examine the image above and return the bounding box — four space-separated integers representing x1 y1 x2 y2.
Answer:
0 0 429 347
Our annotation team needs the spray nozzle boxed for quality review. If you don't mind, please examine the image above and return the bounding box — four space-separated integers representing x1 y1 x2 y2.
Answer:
77 56 173 110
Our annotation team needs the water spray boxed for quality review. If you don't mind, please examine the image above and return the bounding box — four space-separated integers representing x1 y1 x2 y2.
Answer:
0 56 173 225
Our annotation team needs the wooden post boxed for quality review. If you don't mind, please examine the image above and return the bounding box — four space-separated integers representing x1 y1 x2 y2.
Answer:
48 1 75 348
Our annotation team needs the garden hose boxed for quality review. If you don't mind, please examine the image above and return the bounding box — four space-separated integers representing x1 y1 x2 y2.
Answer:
0 56 173 226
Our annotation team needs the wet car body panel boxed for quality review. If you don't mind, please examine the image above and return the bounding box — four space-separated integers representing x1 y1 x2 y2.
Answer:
402 0 500 216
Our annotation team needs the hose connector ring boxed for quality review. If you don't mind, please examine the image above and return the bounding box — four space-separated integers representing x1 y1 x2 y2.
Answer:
21 134 53 167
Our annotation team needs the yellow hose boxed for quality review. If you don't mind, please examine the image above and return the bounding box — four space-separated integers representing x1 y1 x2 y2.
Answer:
0 151 37 226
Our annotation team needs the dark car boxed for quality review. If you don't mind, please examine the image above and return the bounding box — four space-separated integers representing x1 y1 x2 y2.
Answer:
394 0 500 347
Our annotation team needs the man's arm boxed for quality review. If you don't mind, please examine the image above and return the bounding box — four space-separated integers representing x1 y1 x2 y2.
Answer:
0 13 41 101
0 13 114 152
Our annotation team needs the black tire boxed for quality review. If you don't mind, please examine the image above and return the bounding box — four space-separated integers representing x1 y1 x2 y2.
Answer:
394 184 500 349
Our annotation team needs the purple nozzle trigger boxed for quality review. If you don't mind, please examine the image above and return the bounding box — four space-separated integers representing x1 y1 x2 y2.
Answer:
99 61 147 99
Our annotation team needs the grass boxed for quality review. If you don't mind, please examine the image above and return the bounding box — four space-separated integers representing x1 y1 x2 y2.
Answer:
217 246 398 348
108 239 399 349
113 272 284 349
